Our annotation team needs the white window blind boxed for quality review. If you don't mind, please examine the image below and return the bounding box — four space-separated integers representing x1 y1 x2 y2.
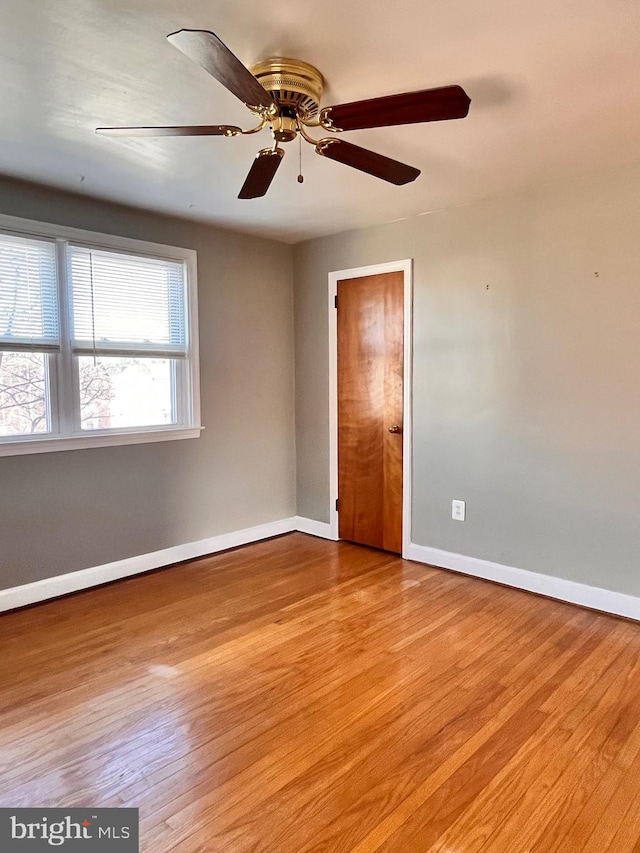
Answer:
68 246 187 358
0 232 59 352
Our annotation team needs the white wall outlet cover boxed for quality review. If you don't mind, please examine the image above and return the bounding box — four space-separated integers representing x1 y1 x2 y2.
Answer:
452 500 466 521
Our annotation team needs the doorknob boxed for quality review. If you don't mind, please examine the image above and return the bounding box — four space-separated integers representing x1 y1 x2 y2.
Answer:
388 424 402 434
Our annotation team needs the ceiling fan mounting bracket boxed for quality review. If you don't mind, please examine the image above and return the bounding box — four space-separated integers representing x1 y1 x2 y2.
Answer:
249 57 324 120
318 107 340 131
315 138 336 156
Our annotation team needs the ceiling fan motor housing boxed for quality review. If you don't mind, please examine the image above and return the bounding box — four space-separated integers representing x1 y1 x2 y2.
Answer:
249 57 324 123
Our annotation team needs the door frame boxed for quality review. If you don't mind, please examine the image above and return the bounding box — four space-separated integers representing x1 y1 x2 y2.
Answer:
328 259 413 556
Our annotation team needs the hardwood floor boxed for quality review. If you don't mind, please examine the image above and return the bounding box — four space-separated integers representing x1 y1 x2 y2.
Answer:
2 533 640 852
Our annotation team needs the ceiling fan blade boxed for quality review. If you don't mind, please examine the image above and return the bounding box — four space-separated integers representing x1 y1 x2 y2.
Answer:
96 125 242 137
167 29 274 111
320 85 470 131
315 139 419 185
238 148 285 199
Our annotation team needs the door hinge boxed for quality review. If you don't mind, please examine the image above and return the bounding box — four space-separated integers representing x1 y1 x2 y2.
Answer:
335 498 339 511
334 294 338 309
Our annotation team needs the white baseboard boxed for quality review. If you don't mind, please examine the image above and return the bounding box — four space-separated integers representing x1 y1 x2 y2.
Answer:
0 517 298 613
293 516 337 540
405 542 640 622
6 521 635 623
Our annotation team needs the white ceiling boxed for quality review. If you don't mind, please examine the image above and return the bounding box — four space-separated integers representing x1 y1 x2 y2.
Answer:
2 0 640 242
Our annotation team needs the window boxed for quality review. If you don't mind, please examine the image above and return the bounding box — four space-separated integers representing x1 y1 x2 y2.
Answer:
0 215 200 456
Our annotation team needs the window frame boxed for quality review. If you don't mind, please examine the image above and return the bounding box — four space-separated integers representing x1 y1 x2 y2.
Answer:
0 213 201 457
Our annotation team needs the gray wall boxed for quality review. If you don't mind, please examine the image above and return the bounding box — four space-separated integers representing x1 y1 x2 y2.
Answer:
0 177 296 588
294 162 640 596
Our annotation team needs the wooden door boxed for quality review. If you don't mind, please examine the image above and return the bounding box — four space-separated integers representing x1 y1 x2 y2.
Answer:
337 271 404 553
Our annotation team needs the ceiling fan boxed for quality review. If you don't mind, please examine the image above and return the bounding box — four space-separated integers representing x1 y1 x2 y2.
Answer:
97 29 471 199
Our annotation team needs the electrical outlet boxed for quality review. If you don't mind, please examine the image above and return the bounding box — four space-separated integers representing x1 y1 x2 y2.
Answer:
452 500 466 521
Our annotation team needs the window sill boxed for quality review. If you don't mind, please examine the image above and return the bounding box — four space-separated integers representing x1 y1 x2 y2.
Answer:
0 426 204 457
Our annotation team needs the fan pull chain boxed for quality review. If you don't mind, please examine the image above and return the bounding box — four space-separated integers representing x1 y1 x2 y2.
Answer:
297 133 304 184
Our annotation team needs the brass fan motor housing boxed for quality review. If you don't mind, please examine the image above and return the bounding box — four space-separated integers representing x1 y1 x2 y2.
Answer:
249 57 324 121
